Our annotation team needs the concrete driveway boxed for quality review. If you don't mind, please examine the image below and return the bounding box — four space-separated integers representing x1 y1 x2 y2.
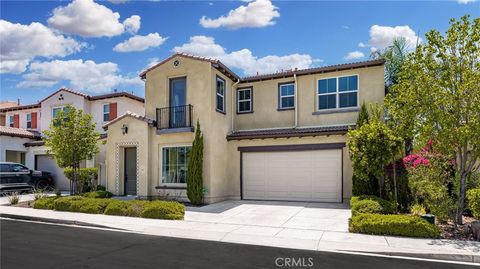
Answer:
185 200 351 232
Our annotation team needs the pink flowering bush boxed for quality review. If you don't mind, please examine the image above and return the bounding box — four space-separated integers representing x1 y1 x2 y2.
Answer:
403 141 456 222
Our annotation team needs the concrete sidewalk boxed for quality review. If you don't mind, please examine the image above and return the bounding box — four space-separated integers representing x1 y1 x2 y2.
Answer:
1 205 479 263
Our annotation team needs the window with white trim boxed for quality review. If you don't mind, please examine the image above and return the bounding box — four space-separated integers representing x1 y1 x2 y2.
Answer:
279 83 295 109
237 88 252 113
103 104 110 122
26 113 31 129
318 75 358 110
161 146 191 184
216 76 225 113
52 106 69 126
9 115 14 127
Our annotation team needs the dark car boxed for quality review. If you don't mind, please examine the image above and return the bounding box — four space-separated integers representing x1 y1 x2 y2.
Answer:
0 162 55 194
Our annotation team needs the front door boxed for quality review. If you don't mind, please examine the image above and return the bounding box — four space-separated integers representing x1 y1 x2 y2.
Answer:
169 77 186 128
124 147 137 195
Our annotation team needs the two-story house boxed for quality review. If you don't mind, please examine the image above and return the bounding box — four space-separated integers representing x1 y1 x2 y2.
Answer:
0 88 145 190
104 53 385 204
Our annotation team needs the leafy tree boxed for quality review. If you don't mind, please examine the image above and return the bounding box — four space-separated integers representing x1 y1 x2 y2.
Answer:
43 105 99 195
187 120 204 205
385 15 480 224
348 104 403 199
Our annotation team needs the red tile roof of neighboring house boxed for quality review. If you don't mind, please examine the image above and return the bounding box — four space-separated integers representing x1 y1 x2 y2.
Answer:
0 103 41 112
0 126 41 139
0 101 19 109
139 53 241 81
89 92 144 103
102 111 154 130
226 125 354 140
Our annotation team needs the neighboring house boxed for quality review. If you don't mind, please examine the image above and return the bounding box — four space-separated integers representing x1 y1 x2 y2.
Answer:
104 53 385 203
0 88 145 190
0 101 21 126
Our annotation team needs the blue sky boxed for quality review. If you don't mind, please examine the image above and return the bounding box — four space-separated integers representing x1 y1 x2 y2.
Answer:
1 0 478 104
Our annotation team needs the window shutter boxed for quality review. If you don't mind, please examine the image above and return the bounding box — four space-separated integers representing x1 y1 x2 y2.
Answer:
31 112 38 129
13 114 19 128
109 102 117 120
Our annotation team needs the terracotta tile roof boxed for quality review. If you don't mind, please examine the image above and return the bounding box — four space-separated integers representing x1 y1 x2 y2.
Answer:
23 140 45 147
0 103 41 112
102 111 154 130
0 102 19 109
89 92 144 103
0 126 41 139
226 125 353 140
139 53 241 81
240 59 386 83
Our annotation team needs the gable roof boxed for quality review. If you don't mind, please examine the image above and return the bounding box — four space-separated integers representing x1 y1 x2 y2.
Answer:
40 88 145 104
139 53 240 81
102 111 154 130
0 126 41 139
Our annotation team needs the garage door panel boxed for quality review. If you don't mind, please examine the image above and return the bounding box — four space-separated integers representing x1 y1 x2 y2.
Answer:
242 149 342 202
36 155 70 191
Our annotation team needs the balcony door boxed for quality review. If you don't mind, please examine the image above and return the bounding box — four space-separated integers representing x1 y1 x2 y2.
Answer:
169 77 186 128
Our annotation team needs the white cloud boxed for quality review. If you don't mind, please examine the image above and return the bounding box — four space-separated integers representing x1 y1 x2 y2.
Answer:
17 59 142 93
108 0 128 3
342 25 350 30
47 0 140 37
457 0 476 4
123 15 140 34
369 25 420 50
113 33 167 52
344 51 365 61
146 57 159 68
358 42 367 48
199 0 280 29
0 19 84 74
173 35 320 76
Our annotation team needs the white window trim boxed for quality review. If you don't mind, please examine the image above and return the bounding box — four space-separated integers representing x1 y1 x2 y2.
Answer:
279 83 295 109
317 74 359 111
103 103 110 122
52 105 66 118
237 88 252 113
159 145 192 187
216 76 226 113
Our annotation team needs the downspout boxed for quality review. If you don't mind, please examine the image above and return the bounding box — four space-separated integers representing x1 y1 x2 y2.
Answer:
231 79 240 132
294 72 298 128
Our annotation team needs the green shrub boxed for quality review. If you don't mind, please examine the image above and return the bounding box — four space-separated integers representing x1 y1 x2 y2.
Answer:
78 199 112 214
410 203 427 216
34 197 58 210
349 213 440 238
141 201 185 220
350 196 395 215
53 196 85 211
104 200 129 216
82 190 113 199
96 185 106 191
467 188 480 219
64 167 99 193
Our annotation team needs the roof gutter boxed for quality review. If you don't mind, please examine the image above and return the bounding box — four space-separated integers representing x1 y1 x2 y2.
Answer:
231 79 240 132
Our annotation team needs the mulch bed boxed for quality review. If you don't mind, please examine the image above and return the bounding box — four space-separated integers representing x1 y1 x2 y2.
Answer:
438 216 477 241
10 201 34 208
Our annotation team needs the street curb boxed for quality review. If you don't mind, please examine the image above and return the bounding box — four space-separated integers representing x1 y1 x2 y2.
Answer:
346 250 480 264
0 213 126 231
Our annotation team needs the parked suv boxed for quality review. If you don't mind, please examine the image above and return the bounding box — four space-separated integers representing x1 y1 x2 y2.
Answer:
0 162 55 194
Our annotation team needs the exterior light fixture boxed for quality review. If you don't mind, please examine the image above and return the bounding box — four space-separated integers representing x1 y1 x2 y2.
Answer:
121 124 128 135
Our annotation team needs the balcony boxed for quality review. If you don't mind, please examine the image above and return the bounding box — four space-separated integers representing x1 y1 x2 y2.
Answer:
156 105 193 134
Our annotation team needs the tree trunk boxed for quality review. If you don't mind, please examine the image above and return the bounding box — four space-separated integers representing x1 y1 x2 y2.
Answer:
393 161 398 213
404 138 413 156
456 172 467 225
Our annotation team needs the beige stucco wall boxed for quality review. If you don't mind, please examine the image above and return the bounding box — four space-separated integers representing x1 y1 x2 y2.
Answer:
226 135 353 202
90 97 145 134
234 65 385 130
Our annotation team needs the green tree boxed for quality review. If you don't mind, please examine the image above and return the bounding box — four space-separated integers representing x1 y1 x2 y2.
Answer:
187 120 204 205
347 104 403 199
43 105 99 194
385 15 480 224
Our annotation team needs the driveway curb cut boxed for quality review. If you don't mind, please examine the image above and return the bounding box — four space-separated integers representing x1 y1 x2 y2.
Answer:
345 250 480 264
0 213 125 230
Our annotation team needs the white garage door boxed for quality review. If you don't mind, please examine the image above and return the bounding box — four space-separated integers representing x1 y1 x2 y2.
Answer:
36 155 70 191
242 149 342 202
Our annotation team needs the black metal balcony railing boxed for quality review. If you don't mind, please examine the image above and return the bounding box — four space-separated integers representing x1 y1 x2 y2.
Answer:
156 105 193 130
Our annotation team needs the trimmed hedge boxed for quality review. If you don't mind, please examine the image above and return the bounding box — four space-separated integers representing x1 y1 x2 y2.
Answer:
82 190 113 199
349 213 441 238
34 196 185 220
467 188 480 219
33 196 58 210
351 195 395 215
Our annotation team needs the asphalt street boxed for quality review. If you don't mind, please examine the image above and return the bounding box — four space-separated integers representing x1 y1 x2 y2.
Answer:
0 218 475 269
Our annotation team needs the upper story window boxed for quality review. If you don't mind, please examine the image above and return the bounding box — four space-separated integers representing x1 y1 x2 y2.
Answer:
216 76 226 113
279 83 295 110
318 75 358 110
9 115 14 127
26 113 31 129
237 87 252 113
103 104 110 122
52 106 69 126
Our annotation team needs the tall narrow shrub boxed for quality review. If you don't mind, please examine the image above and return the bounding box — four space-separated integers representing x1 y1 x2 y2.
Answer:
187 120 204 205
